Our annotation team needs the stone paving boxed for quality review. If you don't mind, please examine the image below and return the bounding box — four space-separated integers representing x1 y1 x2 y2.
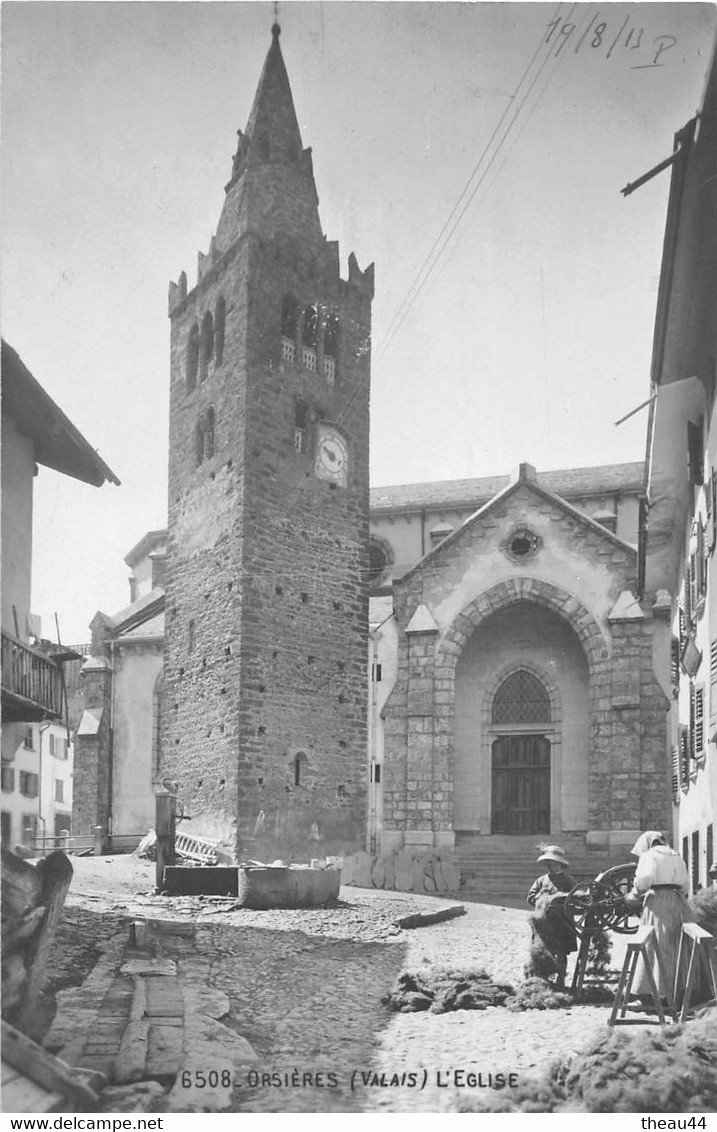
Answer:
39 856 641 1114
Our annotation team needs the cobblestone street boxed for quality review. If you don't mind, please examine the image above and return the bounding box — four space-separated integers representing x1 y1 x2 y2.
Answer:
34 855 641 1114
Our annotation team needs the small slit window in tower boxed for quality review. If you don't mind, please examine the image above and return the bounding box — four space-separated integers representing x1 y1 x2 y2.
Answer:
195 419 205 467
186 324 200 391
492 670 551 725
214 297 226 365
294 751 308 786
205 407 216 460
188 619 195 653
200 311 214 380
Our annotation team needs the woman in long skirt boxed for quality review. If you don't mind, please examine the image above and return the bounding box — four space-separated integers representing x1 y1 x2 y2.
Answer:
627 830 695 1006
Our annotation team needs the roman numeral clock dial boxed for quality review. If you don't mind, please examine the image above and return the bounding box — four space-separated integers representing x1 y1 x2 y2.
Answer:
315 424 349 487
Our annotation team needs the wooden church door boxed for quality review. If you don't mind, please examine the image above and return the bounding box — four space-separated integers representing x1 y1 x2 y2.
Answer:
490 669 552 835
491 735 550 834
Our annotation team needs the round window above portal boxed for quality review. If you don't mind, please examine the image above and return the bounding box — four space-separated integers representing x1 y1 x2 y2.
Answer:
502 526 541 562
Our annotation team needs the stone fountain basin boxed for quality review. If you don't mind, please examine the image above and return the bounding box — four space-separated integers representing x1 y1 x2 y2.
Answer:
162 864 340 907
238 864 341 909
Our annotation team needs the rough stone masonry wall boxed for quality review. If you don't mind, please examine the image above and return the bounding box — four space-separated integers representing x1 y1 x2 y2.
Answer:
592 615 672 837
163 230 372 860
72 666 112 839
161 245 250 846
233 236 371 861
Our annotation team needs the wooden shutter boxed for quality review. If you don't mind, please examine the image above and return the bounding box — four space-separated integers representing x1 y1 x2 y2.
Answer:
671 747 680 801
693 684 705 759
671 637 681 689
679 725 690 789
688 420 704 485
696 522 706 597
684 560 694 625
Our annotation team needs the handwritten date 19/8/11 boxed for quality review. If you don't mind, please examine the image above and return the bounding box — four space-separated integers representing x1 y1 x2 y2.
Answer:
545 13 677 69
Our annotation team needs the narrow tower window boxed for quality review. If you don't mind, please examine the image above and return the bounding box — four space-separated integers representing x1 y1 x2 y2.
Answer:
281 294 298 362
302 305 318 348
205 406 216 460
302 305 318 371
323 312 339 382
294 400 308 454
200 311 214 380
293 751 308 786
195 419 205 467
214 297 226 366
281 294 298 337
186 324 200 391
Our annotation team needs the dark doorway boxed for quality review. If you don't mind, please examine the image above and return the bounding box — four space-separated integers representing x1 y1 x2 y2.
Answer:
491 734 550 834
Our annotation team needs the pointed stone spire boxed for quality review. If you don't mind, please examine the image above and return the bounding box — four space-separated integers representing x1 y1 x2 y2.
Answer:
215 23 323 253
244 22 302 160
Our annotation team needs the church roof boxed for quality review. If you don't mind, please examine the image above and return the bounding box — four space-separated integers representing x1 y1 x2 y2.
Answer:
397 464 637 585
370 461 644 514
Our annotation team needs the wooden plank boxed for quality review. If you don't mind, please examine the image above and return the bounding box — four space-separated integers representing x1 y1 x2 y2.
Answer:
1 1023 102 1108
2 1074 66 1113
2 1062 22 1085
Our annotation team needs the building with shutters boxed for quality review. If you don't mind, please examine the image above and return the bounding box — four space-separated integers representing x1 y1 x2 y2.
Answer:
643 40 717 891
0 341 118 850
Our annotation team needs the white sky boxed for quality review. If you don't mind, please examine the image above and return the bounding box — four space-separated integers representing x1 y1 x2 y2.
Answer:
2 1 716 643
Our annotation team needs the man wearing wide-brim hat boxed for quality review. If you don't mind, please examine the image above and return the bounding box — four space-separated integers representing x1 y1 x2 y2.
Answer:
526 844 578 989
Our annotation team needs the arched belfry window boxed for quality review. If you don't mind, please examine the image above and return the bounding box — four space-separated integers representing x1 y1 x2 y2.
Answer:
323 312 339 383
324 313 339 358
302 305 318 348
200 311 214 380
492 670 551 725
187 324 200 391
214 297 226 366
301 305 318 372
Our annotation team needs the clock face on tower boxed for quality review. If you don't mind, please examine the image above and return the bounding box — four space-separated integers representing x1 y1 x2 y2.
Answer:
315 424 349 487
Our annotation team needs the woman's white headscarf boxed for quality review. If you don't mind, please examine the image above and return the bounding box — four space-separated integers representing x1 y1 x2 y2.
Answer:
630 830 666 857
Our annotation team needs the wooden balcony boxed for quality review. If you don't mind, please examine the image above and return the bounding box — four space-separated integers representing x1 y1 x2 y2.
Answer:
1 631 63 722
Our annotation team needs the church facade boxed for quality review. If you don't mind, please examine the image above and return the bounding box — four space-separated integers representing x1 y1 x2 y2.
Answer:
367 461 673 894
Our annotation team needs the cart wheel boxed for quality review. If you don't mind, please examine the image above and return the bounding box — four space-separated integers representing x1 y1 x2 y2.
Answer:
565 880 620 937
594 863 639 935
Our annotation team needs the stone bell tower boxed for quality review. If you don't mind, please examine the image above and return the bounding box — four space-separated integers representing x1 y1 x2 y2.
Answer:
162 24 374 861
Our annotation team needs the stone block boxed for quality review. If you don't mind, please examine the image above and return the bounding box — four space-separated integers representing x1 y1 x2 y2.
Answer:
162 867 239 896
395 850 414 891
341 850 372 888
